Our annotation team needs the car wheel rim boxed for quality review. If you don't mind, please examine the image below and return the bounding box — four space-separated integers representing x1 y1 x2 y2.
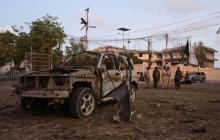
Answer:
80 93 95 116
130 86 136 102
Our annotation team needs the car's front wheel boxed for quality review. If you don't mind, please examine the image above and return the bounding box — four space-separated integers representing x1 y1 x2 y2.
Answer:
69 87 96 118
130 84 136 103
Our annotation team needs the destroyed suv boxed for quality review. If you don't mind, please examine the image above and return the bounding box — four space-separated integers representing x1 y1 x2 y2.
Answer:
15 51 138 118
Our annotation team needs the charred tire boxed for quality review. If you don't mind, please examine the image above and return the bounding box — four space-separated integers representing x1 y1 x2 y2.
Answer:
130 84 137 102
69 87 96 118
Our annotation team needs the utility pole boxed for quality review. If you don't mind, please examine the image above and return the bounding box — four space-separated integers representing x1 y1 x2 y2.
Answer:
147 36 152 69
85 8 89 50
118 27 130 49
80 8 96 50
165 33 168 64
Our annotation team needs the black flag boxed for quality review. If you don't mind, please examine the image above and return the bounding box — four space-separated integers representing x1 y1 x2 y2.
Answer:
184 39 189 57
217 27 220 34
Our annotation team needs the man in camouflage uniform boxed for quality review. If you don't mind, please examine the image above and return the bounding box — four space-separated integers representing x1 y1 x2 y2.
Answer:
161 66 166 89
174 67 182 89
144 67 151 88
165 66 171 88
153 67 160 89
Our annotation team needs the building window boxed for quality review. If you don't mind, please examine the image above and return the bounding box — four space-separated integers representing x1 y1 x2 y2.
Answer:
139 53 143 57
173 52 177 57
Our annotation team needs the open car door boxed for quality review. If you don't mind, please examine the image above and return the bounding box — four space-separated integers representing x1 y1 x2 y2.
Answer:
100 53 122 97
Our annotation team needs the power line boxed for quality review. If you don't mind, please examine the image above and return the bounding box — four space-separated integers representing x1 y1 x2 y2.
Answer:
129 11 220 34
91 11 220 39
171 22 220 34
66 11 220 46
88 21 220 42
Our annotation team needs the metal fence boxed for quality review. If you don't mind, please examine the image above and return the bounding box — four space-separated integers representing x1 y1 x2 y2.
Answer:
0 71 24 82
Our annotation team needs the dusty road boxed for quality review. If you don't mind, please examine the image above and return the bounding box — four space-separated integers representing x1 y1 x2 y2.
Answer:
0 81 220 140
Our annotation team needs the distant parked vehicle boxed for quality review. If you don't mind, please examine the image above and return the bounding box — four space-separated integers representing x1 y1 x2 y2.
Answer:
189 72 206 83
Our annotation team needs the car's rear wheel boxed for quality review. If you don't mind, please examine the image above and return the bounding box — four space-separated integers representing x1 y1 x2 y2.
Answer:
130 84 136 102
69 87 96 118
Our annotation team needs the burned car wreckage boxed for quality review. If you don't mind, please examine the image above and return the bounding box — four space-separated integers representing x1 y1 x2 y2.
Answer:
15 51 138 118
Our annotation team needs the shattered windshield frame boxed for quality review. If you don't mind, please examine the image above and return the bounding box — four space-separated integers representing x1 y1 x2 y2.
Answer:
60 52 100 69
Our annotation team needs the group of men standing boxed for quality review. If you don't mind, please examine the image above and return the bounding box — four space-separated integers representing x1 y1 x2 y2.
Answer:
144 66 182 89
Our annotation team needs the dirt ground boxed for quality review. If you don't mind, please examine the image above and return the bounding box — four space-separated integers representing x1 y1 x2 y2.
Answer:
0 81 220 140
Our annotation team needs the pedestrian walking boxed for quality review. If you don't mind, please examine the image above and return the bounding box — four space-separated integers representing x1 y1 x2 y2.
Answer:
161 66 166 88
184 71 191 84
144 67 151 88
174 67 182 89
166 67 171 88
153 67 160 89
138 72 145 82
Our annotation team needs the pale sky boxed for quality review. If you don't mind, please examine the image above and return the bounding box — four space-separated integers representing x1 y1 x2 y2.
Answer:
1 0 220 67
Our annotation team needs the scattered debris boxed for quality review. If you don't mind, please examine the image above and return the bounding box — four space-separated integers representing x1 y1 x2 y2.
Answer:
191 126 206 134
134 126 149 135
191 116 204 120
131 111 141 119
112 115 121 123
156 103 161 107
150 103 161 108
209 99 220 103
179 119 195 123
174 104 198 112
152 99 172 103
175 92 194 94
113 125 120 129
145 99 172 103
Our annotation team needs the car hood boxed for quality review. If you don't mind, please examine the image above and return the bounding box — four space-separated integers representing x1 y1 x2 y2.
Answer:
22 67 95 77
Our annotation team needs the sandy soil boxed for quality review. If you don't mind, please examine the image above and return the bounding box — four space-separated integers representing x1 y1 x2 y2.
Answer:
0 81 220 140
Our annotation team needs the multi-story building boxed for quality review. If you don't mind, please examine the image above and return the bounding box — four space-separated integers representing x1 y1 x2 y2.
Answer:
161 47 184 65
94 45 217 68
131 50 162 67
94 46 126 53
161 46 217 68
203 47 218 68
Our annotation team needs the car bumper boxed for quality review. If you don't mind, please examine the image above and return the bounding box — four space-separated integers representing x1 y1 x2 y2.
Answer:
17 89 69 98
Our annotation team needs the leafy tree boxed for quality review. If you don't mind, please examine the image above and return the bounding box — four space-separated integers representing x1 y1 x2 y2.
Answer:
0 15 67 68
65 38 85 57
15 31 32 63
0 31 17 66
52 48 63 67
28 15 66 53
194 41 206 67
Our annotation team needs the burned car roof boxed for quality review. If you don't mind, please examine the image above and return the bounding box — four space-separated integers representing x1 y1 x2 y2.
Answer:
59 51 101 69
